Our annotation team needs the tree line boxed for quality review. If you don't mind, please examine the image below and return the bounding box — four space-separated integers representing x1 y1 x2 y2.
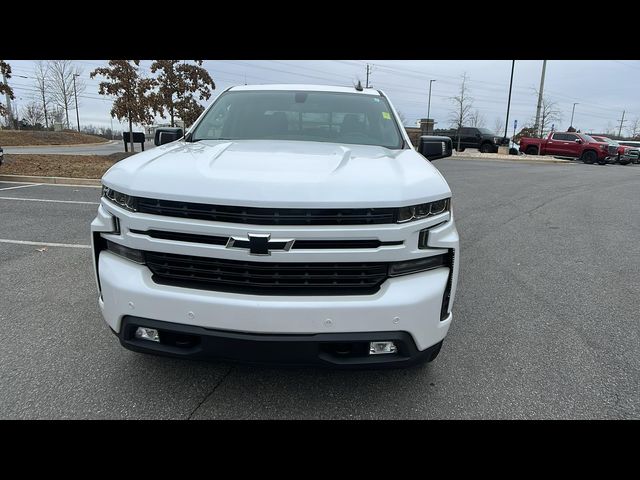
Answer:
444 72 640 141
1 59 215 152
1 60 86 131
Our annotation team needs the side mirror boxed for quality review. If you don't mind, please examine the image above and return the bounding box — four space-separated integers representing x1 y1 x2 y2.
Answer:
154 127 184 146
418 136 453 161
575 138 582 144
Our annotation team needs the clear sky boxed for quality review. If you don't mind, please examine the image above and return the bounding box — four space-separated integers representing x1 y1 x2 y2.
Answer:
4 60 639 136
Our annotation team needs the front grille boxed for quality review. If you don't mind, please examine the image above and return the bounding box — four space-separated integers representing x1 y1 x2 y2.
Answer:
608 145 618 155
145 251 389 295
136 197 397 225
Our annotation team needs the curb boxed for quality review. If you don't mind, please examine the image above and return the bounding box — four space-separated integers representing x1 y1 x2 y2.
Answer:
0 174 101 186
2 140 115 149
450 156 572 165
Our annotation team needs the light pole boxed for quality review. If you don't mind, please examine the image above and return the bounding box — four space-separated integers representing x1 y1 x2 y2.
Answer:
72 73 80 132
427 79 436 135
533 60 547 137
570 103 579 129
503 60 515 142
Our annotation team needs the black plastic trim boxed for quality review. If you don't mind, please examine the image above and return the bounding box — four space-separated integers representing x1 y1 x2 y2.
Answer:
135 197 398 226
440 249 455 320
119 316 440 368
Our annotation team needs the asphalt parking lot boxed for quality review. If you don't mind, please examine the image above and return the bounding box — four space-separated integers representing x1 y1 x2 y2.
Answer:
1 159 638 419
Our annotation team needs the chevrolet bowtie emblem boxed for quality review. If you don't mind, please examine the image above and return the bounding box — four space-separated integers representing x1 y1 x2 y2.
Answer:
226 233 295 256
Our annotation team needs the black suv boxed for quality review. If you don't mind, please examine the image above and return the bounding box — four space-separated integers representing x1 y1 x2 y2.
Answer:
435 127 508 153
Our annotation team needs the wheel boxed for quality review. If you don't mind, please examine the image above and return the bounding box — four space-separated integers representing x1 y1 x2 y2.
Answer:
455 147 465 152
598 157 607 165
525 146 538 155
582 150 597 164
619 158 630 165
509 147 518 155
480 143 493 153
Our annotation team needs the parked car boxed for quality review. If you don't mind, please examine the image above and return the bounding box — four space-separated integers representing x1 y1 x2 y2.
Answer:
519 131 615 164
598 137 640 164
91 84 459 368
435 127 508 153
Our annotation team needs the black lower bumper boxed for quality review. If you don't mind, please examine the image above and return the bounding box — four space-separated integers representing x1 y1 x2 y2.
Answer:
118 316 441 369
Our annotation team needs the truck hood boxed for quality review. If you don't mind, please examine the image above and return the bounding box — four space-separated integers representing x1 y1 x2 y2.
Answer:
102 140 451 208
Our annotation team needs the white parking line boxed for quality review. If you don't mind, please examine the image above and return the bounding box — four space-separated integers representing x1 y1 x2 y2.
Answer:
0 180 100 188
0 183 43 191
0 239 91 249
0 196 99 205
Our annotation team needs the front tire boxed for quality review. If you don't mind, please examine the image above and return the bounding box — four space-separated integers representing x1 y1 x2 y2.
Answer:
480 143 493 153
525 146 538 155
582 150 597 164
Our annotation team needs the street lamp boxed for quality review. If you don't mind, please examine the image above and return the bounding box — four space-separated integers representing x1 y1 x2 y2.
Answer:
427 79 436 135
570 103 579 130
503 60 515 143
73 73 80 132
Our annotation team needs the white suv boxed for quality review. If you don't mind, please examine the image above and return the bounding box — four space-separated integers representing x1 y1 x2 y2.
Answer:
91 84 459 368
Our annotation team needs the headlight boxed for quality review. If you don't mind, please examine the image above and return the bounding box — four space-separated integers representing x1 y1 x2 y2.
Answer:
397 198 450 223
102 185 137 211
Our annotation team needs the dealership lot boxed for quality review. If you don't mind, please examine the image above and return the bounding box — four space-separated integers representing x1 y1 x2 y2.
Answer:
0 159 638 419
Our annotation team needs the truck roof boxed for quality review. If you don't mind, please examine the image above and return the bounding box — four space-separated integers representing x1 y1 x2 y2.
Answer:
228 84 382 96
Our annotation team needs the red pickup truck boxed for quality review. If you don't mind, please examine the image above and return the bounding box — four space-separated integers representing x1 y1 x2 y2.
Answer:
519 132 615 164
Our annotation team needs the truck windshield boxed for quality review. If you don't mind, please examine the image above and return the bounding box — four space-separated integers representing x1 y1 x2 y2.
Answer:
190 90 404 149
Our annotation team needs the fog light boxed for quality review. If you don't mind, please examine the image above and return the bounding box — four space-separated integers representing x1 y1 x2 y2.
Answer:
369 341 397 355
135 327 160 342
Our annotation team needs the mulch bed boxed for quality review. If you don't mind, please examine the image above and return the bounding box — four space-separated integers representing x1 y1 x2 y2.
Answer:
0 153 133 178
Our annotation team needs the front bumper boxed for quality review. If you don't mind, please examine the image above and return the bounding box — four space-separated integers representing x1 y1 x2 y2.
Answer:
118 316 445 367
98 251 454 353
92 198 459 363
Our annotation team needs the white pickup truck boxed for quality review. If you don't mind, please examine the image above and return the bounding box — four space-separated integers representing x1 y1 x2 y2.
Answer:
91 84 459 368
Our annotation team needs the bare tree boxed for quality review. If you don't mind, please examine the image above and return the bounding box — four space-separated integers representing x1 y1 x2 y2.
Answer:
91 60 155 153
469 109 486 128
21 101 44 127
150 60 215 128
493 118 504 136
626 117 640 139
47 60 85 129
531 90 562 137
448 72 473 150
1 60 15 122
33 61 51 129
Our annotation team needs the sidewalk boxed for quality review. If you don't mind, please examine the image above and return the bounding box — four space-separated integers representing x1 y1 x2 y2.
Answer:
451 150 572 164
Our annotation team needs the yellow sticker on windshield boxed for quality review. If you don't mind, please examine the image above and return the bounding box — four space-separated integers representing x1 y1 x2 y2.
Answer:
382 112 391 120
